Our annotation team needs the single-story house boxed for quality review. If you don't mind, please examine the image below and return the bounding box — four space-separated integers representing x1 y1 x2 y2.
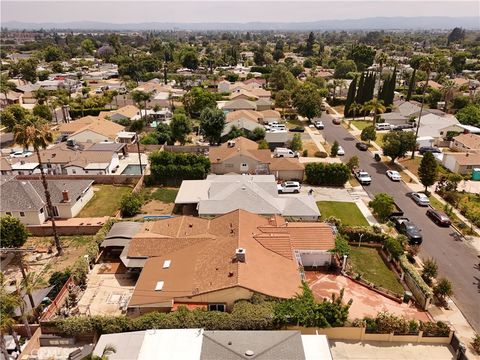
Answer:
209 137 304 180
99 105 140 122
393 100 423 118
265 131 292 150
450 133 480 153
222 99 257 112
0 178 94 225
175 174 319 220
416 113 463 143
125 209 332 312
93 329 332 360
58 116 125 143
255 98 273 111
442 152 480 175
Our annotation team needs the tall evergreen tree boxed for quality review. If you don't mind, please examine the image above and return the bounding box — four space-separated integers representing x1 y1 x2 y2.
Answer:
344 76 357 117
355 72 365 104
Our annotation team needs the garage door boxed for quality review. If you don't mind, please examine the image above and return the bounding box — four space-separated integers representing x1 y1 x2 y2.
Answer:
299 252 331 267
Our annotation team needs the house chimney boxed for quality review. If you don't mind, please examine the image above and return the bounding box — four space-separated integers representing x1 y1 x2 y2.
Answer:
235 248 246 262
62 189 70 202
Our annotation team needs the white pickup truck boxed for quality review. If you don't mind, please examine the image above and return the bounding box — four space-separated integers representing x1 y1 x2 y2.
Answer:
353 167 372 185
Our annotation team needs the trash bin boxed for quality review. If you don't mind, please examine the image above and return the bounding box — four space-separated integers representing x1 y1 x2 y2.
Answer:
403 291 413 303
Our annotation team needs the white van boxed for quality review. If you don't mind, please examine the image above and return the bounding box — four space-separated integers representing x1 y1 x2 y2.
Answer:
270 123 286 131
375 123 392 131
274 147 299 158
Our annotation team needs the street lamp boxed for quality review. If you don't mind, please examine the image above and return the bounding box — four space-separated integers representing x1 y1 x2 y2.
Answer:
358 233 364 248
342 254 348 272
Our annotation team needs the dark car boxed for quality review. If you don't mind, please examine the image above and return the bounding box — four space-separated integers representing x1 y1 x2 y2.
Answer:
419 146 441 155
355 142 368 151
391 217 423 245
54 134 69 144
426 208 451 227
332 118 342 125
289 126 305 133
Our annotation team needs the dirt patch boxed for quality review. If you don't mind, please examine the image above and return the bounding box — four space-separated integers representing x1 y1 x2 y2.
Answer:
141 199 175 215
302 140 321 156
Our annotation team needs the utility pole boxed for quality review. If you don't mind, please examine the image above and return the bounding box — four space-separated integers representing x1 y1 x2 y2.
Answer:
136 133 143 175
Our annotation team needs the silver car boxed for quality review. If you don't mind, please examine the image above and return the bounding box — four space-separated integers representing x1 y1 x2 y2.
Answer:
410 192 430 206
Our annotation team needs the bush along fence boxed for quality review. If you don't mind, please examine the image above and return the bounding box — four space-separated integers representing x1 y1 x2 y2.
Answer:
339 224 433 310
304 163 350 186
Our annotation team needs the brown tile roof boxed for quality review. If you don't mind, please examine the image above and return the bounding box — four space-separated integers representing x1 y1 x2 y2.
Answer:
209 137 272 164
99 105 140 119
225 110 263 123
417 80 443 90
269 157 304 171
446 152 480 166
127 209 334 307
0 158 12 171
259 110 281 119
58 116 99 134
59 116 125 140
453 133 480 150
229 89 259 100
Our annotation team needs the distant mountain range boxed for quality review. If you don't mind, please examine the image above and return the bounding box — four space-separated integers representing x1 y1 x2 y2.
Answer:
3 17 479 31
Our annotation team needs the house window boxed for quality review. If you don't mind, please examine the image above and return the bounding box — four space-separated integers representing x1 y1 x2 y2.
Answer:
241 163 248 167
19 212 25 217
208 304 226 312
39 208 44 213
6 212 12 216
72 169 76 174
48 206 59 218
85 171 89 174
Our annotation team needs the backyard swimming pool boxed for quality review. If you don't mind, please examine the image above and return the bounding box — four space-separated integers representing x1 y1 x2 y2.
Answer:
121 164 146 175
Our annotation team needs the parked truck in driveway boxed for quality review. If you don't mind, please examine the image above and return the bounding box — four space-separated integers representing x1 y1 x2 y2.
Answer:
391 216 423 245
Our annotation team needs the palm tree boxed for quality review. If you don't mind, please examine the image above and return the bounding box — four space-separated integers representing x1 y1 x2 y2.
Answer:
13 116 63 255
363 99 386 125
375 52 388 97
412 56 437 158
350 102 362 122
34 88 56 123
441 80 455 113
87 344 116 360
111 89 119 109
20 272 47 317
131 90 152 121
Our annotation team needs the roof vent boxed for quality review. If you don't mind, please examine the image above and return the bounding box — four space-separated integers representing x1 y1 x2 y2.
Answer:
245 350 255 357
235 248 246 263
163 260 171 269
155 281 164 291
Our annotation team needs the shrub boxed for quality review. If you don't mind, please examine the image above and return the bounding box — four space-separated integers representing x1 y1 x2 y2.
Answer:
329 234 350 257
314 151 328 158
340 226 389 244
346 156 359 171
258 139 269 149
305 163 350 186
384 237 404 260
48 270 71 299
433 278 453 300
368 193 395 222
419 321 451 337
399 255 433 297
289 133 303 151
421 258 438 285
0 215 29 248
472 334 480 355
120 193 143 217
330 140 339 157
302 149 308 157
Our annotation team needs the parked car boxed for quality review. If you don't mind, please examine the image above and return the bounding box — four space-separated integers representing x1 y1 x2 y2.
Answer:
386 170 402 181
314 121 324 130
388 202 404 218
337 146 345 156
375 123 392 131
410 192 430 206
419 146 441 155
353 167 372 185
332 118 342 125
274 147 299 158
355 142 368 151
54 134 69 144
426 208 451 227
391 217 423 245
277 181 301 194
289 126 305 133
10 150 33 158
392 123 415 130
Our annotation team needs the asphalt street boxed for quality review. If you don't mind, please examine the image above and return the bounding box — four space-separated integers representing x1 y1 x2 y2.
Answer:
321 113 480 332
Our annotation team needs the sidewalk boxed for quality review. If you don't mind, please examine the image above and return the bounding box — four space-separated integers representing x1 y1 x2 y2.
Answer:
305 126 327 152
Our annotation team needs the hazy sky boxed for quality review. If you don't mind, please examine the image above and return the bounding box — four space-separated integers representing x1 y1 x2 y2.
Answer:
2 1 479 23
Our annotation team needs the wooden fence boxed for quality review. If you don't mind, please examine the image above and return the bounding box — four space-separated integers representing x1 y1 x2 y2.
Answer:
40 277 74 321
16 174 141 185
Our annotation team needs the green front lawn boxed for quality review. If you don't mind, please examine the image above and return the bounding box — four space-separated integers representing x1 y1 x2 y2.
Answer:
349 247 404 295
77 185 132 217
148 188 179 203
317 201 369 226
350 120 372 130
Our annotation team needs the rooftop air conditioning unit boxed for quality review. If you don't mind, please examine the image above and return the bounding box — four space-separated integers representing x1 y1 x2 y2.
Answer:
235 248 246 263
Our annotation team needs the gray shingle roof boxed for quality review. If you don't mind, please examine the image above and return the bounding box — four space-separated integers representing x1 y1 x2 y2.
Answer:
201 330 305 360
0 178 93 212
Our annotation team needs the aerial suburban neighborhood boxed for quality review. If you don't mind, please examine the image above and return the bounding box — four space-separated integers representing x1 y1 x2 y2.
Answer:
0 1 480 359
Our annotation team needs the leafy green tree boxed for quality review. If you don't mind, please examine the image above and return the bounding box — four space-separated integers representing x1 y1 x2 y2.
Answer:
247 127 266 141
14 116 62 255
334 60 357 79
0 75 17 102
292 82 323 121
346 156 359 171
363 99 386 126
369 193 395 222
384 237 404 260
258 139 269 149
382 131 417 164
290 133 303 151
344 76 357 117
305 163 350 186
155 123 172 145
330 140 339 157
456 104 480 127
170 113 192 145
418 152 438 192
120 193 143 217
360 125 377 143
422 258 438 285
447 27 465 45
44 45 64 62
80 39 96 55
130 90 152 120
329 234 350 257
225 125 245 140
433 278 453 301
275 90 291 119
304 32 315 56
199 107 225 145
183 87 217 118
0 216 28 248
33 104 52 122
269 64 297 92
140 132 159 145
180 48 199 70
16 59 38 83
348 44 376 71
406 55 424 101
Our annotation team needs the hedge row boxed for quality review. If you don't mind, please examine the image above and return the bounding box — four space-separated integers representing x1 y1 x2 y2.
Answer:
305 163 350 186
69 107 112 119
399 255 433 297
46 301 277 335
340 226 389 244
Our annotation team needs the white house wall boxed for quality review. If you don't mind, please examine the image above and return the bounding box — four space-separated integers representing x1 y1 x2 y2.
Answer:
0 209 45 225
70 130 110 143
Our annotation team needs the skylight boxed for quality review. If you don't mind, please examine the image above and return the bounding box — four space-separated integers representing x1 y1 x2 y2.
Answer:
155 281 164 291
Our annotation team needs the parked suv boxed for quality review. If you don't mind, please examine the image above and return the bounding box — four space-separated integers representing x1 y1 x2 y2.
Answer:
277 181 301 194
419 146 441 155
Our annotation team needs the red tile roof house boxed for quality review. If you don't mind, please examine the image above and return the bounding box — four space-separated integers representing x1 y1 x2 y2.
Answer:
209 137 304 180
123 209 334 315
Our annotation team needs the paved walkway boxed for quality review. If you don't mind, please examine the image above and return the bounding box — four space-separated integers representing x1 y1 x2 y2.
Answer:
329 341 455 360
305 126 327 152
307 272 430 322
